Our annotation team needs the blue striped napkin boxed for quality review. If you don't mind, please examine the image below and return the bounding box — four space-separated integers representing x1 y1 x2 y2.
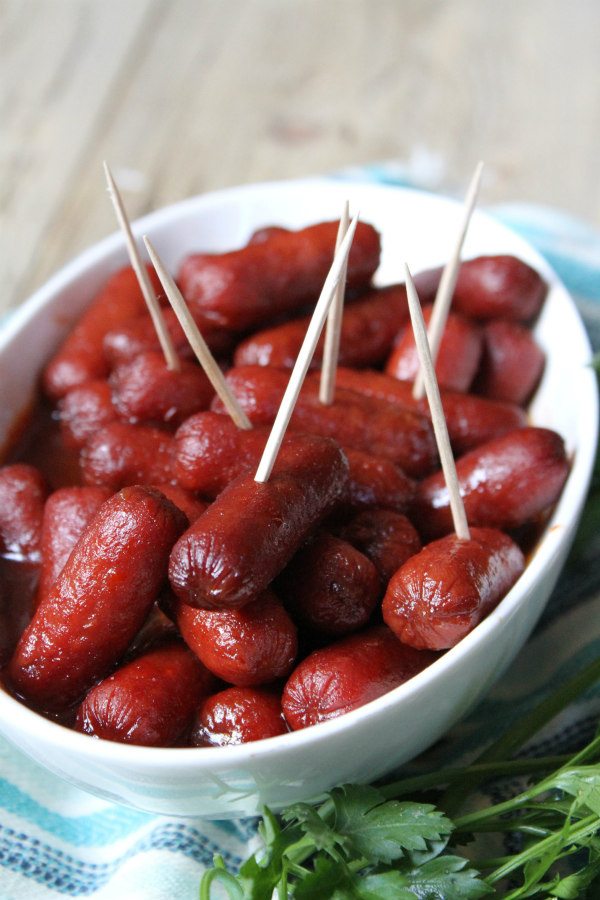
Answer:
1 172 599 899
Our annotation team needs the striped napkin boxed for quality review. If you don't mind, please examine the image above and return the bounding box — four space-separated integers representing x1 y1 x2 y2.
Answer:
1 173 599 899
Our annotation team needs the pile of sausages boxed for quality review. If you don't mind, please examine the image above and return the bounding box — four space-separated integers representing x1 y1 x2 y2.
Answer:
0 219 570 748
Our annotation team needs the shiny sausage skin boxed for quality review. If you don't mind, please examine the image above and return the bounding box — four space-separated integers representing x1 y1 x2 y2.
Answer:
453 256 547 321
169 433 349 610
277 532 381 636
174 411 272 496
75 642 214 746
385 305 483 394
341 449 416 514
58 381 118 450
103 307 235 368
43 266 163 400
178 221 381 331
110 351 214 427
382 527 525 650
338 509 422 583
8 487 187 707
175 590 297 685
282 626 435 730
213 366 436 477
37 487 112 607
334 367 527 454
192 687 288 746
0 464 47 561
82 423 176 489
174 411 415 511
234 284 410 370
476 320 545 406
413 427 570 540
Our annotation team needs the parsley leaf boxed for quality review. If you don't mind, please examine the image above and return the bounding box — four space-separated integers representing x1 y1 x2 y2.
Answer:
331 784 453 864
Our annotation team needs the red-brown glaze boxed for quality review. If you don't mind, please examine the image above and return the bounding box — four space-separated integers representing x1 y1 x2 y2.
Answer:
110 351 214 427
169 433 349 610
179 221 381 331
58 381 118 450
37 487 112 607
151 485 208 524
338 509 422 583
213 366 436 477
42 266 163 400
334 367 527 454
342 449 416 514
413 427 570 540
385 305 483 394
282 625 435 730
234 284 409 370
477 320 545 406
8 486 186 707
453 256 547 321
75 642 214 746
175 590 297 686
174 411 271 496
277 532 380 636
0 464 47 562
81 423 176 489
382 528 525 650
192 687 288 746
103 306 235 368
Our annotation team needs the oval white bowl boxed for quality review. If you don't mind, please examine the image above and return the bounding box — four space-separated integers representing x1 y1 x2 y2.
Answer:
0 178 597 818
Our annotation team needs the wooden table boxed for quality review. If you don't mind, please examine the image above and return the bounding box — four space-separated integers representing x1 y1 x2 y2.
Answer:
2 0 599 315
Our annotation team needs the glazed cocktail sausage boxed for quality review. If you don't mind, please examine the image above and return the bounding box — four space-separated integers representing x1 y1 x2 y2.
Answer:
409 256 547 321
9 486 186 707
476 320 545 406
75 642 214 746
37 486 111 607
276 532 380 636
413 427 570 539
212 366 436 477
334 367 527 454
192 687 288 746
82 423 176 489
0 464 47 562
338 508 422 583
382 527 525 650
179 221 381 331
58 381 118 450
234 284 410 370
453 256 547 321
175 590 297 686
282 626 435 730
386 305 483 394
110 351 214 427
43 266 163 400
169 433 348 610
174 411 415 511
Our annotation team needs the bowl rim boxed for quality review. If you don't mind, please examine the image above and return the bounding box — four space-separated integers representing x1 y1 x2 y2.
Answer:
1 176 597 771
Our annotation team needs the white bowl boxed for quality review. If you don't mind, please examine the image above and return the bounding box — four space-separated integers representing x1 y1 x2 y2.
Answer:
0 179 597 818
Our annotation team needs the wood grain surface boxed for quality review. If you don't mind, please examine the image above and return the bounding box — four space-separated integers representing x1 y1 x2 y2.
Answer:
1 0 599 315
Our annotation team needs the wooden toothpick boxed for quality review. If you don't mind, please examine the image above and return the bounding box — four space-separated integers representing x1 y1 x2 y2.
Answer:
412 161 484 400
103 162 180 371
254 212 360 483
319 201 350 405
404 263 470 541
143 236 252 430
